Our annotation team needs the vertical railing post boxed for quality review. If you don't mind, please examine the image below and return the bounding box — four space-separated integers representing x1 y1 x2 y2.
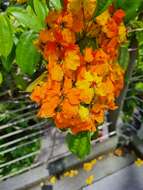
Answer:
109 40 138 130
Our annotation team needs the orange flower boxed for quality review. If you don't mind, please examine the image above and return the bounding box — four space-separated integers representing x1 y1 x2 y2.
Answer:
45 11 61 27
50 64 64 81
80 88 94 104
93 49 109 64
84 48 94 63
64 50 81 70
105 37 119 60
102 18 118 38
31 85 43 104
61 28 76 44
62 98 79 117
43 42 57 60
72 11 84 32
113 9 126 25
91 104 105 123
90 63 109 76
66 88 81 104
56 12 73 29
63 77 72 93
38 96 60 118
71 118 96 134
39 29 55 43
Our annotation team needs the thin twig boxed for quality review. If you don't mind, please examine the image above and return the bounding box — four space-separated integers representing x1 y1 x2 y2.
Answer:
128 28 143 33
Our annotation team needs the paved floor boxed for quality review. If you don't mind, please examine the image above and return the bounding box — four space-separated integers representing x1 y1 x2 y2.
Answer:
84 164 143 190
28 152 135 190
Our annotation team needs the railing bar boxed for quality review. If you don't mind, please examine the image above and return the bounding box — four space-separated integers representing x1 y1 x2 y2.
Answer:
0 133 62 156
0 151 40 169
0 128 51 149
131 78 143 82
125 96 143 103
0 138 40 155
0 115 36 130
0 100 31 104
136 107 143 113
5 104 37 114
93 130 116 143
133 114 142 123
0 121 47 140
11 94 30 100
7 110 37 123
128 48 137 52
0 90 10 97
0 162 42 181
97 122 111 130
123 123 138 132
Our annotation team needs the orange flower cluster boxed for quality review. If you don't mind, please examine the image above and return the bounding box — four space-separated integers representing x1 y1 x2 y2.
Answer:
31 1 126 134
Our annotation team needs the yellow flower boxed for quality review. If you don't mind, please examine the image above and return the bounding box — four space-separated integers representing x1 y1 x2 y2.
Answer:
78 71 102 86
96 10 111 26
68 0 97 19
76 80 91 89
118 22 127 43
98 155 104 160
85 71 95 82
95 79 114 96
50 64 64 81
91 159 97 165
80 88 94 104
68 0 82 13
135 158 143 167
86 175 94 185
83 159 97 172
69 170 79 177
93 73 102 84
79 106 89 121
64 170 78 177
64 51 80 71
83 162 93 172
63 171 70 177
83 0 97 20
49 176 57 185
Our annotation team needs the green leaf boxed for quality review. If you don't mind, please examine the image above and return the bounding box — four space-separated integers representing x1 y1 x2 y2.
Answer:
0 13 13 57
1 45 16 72
135 82 143 91
95 0 113 16
136 30 143 46
49 0 62 10
114 0 142 23
16 31 41 75
119 44 129 70
33 0 49 26
0 72 3 86
7 6 43 32
14 74 28 90
66 132 91 159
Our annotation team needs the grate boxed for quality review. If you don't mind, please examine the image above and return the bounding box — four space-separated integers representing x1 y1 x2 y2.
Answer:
0 93 52 180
